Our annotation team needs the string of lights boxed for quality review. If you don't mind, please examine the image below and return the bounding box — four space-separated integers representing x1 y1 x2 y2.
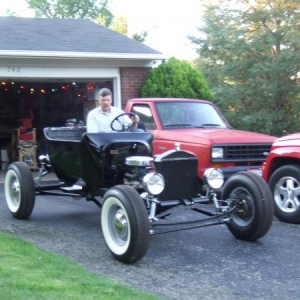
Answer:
0 81 96 97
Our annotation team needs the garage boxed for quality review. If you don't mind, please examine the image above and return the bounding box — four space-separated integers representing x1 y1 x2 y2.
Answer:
0 17 166 169
0 79 113 128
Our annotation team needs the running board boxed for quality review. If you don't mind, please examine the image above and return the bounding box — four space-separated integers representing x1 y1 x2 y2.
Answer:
35 180 64 191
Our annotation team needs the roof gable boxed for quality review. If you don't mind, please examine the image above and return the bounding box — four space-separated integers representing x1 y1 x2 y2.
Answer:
0 16 162 55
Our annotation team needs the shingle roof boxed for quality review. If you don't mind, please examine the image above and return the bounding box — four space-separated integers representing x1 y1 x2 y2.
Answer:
0 16 162 55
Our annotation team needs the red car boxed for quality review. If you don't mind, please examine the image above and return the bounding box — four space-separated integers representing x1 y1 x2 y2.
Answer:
263 132 300 223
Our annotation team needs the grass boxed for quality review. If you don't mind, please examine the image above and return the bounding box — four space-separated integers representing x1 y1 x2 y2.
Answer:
0 231 161 300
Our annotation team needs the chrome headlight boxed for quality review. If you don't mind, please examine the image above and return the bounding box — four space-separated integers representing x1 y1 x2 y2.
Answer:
204 168 224 189
143 173 165 195
212 147 224 159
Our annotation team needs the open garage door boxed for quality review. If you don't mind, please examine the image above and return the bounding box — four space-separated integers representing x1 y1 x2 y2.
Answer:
0 79 113 128
0 79 113 167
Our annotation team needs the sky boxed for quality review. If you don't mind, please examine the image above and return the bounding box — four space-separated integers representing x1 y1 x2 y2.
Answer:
0 0 204 60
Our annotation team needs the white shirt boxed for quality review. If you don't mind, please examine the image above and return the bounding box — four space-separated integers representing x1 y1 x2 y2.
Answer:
86 106 133 133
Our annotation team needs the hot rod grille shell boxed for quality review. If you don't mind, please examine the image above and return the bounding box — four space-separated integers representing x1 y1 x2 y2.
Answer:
154 150 199 200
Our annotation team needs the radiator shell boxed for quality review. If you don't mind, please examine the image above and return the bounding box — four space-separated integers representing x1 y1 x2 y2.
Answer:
154 150 199 200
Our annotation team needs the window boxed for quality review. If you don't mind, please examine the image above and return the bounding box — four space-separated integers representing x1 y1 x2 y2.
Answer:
156 101 228 129
131 104 157 130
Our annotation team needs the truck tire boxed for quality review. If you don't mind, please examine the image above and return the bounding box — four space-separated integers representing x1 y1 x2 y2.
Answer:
101 185 150 263
4 162 35 219
268 164 300 224
222 171 274 241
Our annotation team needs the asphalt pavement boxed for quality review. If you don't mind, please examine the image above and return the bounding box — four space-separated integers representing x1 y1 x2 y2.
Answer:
0 183 300 300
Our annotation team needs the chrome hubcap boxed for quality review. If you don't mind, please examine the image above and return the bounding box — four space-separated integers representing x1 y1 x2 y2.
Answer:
12 179 20 199
5 170 22 213
113 209 128 241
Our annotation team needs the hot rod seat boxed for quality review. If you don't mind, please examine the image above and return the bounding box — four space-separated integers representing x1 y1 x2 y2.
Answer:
43 127 154 188
44 127 87 142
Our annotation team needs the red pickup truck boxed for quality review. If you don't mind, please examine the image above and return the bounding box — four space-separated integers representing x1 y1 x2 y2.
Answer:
125 98 276 183
262 132 300 224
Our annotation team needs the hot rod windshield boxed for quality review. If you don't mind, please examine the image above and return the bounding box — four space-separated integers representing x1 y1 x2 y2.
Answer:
155 101 229 129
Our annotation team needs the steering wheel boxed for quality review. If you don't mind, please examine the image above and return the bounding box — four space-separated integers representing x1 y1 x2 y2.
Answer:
110 112 137 132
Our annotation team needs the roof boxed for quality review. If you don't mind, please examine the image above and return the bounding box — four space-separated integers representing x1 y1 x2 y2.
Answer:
0 17 166 59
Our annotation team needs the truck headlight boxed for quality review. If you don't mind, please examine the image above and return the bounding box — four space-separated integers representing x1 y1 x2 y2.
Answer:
204 168 224 189
143 173 165 195
212 147 224 159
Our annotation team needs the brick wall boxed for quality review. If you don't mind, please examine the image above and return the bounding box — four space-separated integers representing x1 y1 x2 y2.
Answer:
120 67 151 108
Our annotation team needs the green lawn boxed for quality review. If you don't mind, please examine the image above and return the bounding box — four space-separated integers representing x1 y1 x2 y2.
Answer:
0 231 161 300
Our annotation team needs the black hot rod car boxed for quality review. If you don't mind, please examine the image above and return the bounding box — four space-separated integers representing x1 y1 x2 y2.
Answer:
4 114 274 264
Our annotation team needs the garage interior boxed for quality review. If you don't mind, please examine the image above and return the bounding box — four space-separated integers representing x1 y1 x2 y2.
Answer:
0 79 113 170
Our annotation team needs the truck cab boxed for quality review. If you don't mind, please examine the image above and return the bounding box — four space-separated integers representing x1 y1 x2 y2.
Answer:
125 98 276 182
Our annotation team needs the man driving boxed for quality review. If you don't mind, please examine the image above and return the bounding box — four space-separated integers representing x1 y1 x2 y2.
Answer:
86 88 140 133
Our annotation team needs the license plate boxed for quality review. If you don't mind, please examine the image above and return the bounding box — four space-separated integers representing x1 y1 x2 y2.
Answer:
247 168 262 176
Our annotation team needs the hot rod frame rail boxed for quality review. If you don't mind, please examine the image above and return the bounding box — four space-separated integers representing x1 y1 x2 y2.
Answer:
34 172 237 235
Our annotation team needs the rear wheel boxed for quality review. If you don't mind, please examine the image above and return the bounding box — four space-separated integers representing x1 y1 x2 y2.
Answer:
101 185 150 263
268 164 300 224
222 171 274 241
4 162 35 219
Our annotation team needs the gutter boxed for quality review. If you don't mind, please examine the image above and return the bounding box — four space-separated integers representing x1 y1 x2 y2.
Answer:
0 50 168 60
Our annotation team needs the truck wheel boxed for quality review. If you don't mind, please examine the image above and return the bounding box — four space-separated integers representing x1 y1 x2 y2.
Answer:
4 162 35 219
222 171 274 241
101 185 150 263
268 164 300 224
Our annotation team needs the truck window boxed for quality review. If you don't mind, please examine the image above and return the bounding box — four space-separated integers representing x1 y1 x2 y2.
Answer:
131 104 157 130
156 101 228 128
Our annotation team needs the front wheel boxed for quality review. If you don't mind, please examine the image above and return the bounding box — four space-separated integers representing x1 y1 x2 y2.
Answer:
222 171 274 241
268 164 300 224
101 185 150 263
4 162 35 219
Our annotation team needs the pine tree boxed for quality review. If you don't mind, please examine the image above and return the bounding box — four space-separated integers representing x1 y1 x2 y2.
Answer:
190 0 300 136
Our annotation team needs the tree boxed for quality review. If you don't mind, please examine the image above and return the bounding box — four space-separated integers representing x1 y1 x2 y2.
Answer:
140 57 213 100
190 0 300 136
26 0 114 25
101 15 148 42
110 15 127 35
132 31 148 43
26 0 147 42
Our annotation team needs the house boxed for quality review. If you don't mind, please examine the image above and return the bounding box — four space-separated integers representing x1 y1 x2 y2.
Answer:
0 16 167 168
0 16 167 130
